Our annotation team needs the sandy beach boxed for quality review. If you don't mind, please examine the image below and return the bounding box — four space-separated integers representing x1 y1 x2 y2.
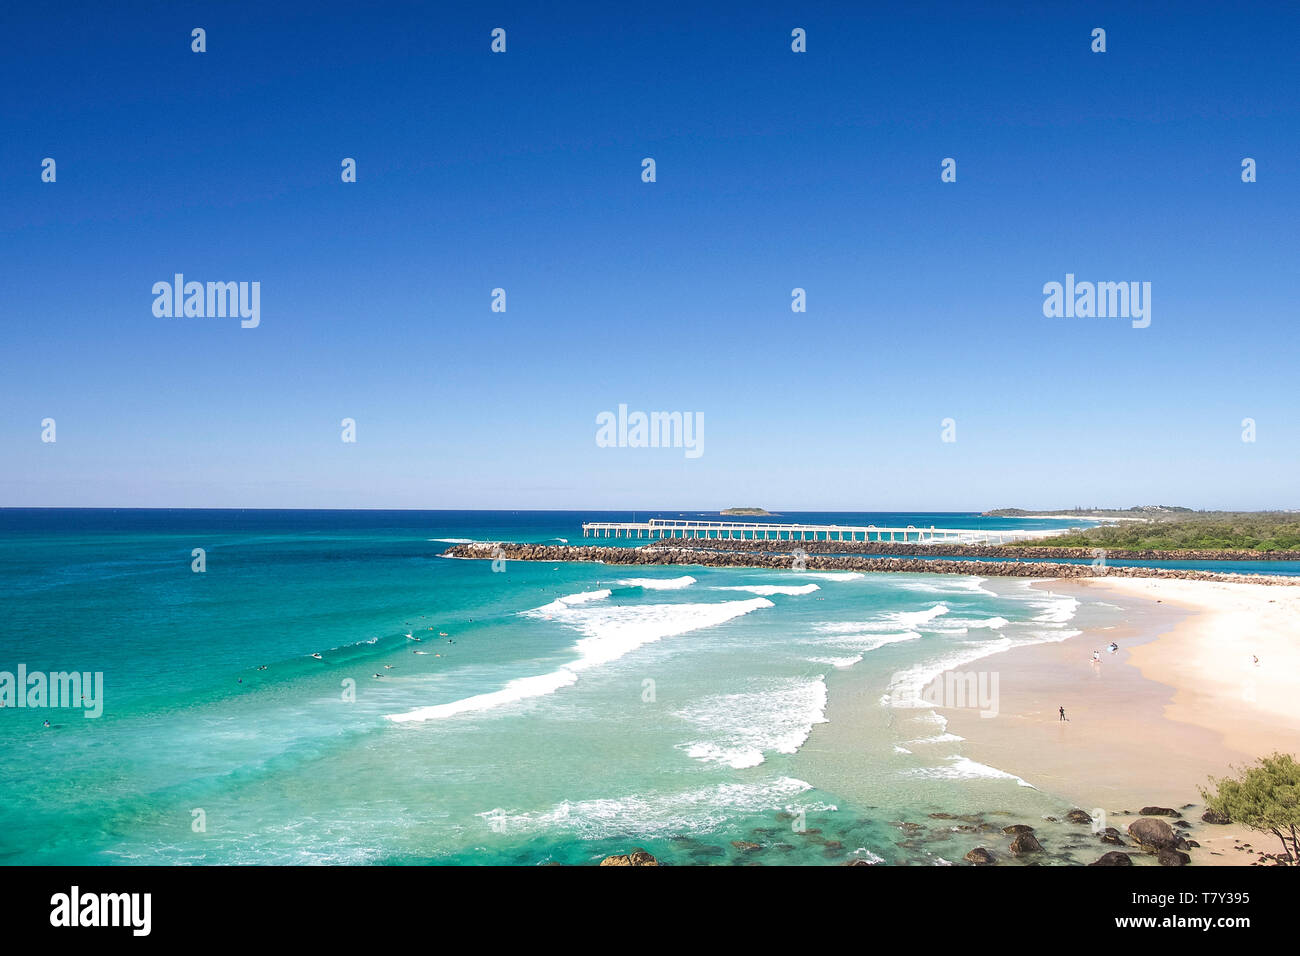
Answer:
944 576 1300 864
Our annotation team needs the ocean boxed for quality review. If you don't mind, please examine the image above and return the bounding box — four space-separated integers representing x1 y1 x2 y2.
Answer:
0 509 1287 865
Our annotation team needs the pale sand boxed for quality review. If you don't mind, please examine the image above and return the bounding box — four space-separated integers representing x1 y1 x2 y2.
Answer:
942 577 1300 864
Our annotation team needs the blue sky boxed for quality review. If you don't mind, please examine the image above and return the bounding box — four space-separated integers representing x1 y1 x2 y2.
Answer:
2 1 1296 510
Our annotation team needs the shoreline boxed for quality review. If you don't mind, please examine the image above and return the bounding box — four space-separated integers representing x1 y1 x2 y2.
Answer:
942 578 1300 865
449 541 1295 864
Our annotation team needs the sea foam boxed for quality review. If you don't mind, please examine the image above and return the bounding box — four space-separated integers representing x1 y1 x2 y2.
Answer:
386 592 773 723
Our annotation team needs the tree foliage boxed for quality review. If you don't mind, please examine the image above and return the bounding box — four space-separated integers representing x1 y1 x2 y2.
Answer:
1201 753 1300 863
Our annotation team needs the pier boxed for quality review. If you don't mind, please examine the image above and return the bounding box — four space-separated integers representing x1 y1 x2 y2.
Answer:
580 519 1039 545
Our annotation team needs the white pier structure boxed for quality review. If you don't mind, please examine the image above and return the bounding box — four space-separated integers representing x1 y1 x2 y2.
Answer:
580 519 1039 545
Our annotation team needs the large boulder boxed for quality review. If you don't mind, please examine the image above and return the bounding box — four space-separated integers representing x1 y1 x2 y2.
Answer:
1089 851 1133 866
1201 808 1231 825
1128 817 1178 851
1009 832 1043 855
1064 809 1094 825
599 848 660 866
1158 848 1191 867
1138 806 1181 817
1002 824 1036 835
964 847 996 866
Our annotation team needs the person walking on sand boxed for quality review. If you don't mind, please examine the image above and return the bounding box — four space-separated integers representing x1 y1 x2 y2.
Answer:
1059 706 1066 722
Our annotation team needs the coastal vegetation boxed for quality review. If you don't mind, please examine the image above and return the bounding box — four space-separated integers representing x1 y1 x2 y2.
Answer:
1005 511 1300 553
986 505 1193 518
1201 753 1300 864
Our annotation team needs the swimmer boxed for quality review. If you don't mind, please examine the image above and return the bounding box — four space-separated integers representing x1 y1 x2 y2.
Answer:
384 664 395 669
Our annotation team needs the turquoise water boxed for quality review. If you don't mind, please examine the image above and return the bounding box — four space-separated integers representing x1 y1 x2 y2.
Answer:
0 509 1222 865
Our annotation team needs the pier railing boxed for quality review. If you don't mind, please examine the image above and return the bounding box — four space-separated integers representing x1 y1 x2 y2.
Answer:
579 519 1042 545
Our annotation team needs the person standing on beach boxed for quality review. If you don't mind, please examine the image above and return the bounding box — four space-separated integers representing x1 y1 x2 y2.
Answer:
1059 706 1066 721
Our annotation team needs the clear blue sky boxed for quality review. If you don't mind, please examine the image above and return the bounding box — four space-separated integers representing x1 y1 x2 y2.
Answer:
2 1 1296 511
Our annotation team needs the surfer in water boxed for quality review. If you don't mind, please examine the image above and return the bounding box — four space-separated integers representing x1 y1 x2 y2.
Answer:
311 652 323 660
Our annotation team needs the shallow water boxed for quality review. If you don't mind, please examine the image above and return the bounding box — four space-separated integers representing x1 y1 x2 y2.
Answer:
0 509 1160 865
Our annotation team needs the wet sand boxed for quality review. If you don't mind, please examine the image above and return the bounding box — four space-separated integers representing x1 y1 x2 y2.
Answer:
943 578 1300 864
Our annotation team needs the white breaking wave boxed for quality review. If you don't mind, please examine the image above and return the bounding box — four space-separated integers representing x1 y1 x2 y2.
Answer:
924 615 1010 634
814 630 923 653
386 670 578 723
676 677 828 769
799 572 865 581
714 583 820 596
617 575 697 590
474 776 815 839
905 732 966 745
805 653 864 669
533 589 612 615
1032 594 1081 625
894 575 996 596
814 603 949 634
903 756 1035 788
386 594 773 723
429 538 475 543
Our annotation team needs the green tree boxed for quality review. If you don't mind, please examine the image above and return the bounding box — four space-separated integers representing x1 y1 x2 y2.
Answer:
1201 753 1300 863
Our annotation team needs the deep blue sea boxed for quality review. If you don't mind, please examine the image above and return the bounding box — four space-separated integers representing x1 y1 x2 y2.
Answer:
0 509 1289 865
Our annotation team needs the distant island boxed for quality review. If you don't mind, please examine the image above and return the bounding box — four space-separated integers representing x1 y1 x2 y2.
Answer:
983 505 1193 518
721 507 774 516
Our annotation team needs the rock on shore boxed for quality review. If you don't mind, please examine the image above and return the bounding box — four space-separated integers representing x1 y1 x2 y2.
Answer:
1128 818 1179 851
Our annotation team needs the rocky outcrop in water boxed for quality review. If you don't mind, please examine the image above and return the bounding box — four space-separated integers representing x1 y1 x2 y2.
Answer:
599 848 659 866
1201 809 1230 824
445 542 1300 585
964 847 996 865
1009 832 1044 855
